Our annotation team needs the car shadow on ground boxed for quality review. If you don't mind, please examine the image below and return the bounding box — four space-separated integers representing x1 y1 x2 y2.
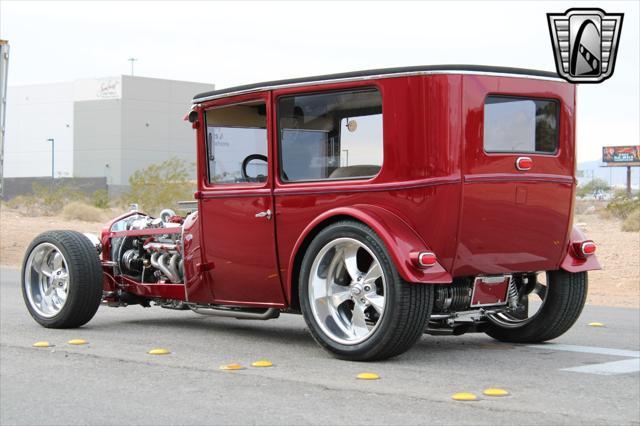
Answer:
89 312 316 345
85 310 520 362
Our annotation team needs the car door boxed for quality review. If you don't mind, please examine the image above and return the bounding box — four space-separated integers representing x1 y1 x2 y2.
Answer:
196 92 285 306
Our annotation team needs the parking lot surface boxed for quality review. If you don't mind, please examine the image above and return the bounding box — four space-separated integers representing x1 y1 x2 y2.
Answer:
1 267 638 425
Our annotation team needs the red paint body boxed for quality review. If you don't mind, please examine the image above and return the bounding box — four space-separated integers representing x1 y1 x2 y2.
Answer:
100 72 600 307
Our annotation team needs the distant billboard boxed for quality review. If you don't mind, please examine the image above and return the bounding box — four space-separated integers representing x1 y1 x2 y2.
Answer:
602 145 640 165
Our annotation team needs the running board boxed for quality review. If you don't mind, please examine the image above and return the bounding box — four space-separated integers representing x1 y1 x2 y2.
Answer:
189 306 280 320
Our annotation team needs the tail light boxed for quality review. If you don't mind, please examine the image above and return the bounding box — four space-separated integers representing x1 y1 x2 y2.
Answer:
580 241 597 256
573 240 596 258
412 251 437 268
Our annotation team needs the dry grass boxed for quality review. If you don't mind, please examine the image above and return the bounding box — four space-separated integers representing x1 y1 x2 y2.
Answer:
622 209 640 232
0 207 104 267
574 213 639 309
61 201 106 222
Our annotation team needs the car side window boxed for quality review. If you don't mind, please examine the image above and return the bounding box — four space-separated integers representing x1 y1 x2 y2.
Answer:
484 96 559 154
205 101 268 184
278 89 383 182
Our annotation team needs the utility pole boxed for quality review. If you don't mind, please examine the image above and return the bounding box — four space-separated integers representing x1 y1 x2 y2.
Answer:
0 40 9 199
47 138 54 189
128 57 137 76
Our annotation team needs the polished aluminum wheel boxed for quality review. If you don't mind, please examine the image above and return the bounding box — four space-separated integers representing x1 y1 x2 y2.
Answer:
24 243 70 318
487 273 548 328
307 237 387 345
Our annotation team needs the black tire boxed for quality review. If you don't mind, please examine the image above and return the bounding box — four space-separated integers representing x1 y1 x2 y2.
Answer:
22 230 103 328
299 221 433 361
485 270 588 343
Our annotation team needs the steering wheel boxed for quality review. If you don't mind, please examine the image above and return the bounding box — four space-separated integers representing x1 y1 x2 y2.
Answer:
241 154 268 182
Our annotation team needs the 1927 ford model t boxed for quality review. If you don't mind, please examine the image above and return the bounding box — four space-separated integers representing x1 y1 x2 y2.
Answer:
22 65 601 361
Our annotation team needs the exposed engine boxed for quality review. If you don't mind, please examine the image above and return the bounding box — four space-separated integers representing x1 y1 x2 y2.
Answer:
110 209 185 284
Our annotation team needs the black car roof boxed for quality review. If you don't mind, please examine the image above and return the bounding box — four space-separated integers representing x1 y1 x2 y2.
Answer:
193 64 561 102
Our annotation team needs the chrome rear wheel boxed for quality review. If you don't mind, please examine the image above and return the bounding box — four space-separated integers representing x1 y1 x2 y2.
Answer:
308 237 387 345
484 270 588 343
299 221 434 361
487 273 548 328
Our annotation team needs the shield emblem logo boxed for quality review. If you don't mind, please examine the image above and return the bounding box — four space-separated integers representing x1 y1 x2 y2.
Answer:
547 8 624 83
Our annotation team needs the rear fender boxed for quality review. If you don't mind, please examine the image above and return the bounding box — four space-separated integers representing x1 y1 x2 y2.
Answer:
287 205 452 303
560 226 602 273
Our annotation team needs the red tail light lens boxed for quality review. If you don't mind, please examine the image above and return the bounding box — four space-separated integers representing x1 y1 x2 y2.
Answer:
573 240 596 259
417 252 437 267
580 241 597 256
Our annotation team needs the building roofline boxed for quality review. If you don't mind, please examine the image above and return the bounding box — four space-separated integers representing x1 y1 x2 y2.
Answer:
192 64 563 103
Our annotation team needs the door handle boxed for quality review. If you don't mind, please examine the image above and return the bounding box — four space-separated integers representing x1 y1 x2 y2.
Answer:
255 209 272 220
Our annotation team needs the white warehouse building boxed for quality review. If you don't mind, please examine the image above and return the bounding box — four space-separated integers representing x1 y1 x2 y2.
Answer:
4 75 214 188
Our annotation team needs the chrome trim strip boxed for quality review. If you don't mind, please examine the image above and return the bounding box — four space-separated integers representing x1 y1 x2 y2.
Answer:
464 173 574 184
193 70 564 103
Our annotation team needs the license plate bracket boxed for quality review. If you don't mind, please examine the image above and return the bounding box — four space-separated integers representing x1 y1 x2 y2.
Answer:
470 275 511 307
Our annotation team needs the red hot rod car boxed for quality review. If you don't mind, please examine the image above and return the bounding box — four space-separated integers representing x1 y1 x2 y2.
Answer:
22 65 600 361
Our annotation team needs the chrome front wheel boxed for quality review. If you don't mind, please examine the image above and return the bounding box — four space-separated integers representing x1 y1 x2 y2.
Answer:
22 231 104 328
24 243 70 318
308 237 387 345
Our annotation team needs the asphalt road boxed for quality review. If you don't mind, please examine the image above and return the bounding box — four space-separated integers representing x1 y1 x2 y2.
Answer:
1 267 639 425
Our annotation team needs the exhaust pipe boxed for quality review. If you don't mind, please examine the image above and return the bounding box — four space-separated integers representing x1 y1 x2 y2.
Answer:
151 253 181 283
169 253 181 282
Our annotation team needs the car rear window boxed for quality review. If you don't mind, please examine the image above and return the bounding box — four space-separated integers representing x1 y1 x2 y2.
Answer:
484 96 558 154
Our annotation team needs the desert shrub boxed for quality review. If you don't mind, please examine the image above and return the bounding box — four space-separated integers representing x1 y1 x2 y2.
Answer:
32 182 85 215
4 183 96 216
61 201 105 222
574 199 598 215
606 191 640 219
5 194 39 216
621 209 640 232
91 189 109 209
121 157 195 215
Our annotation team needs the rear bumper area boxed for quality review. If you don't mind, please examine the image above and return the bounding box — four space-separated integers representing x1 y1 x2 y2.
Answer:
559 226 602 273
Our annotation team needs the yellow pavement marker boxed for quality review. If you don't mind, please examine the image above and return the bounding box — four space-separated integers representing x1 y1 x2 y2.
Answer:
483 388 510 397
356 372 380 380
68 339 88 345
219 363 245 371
451 392 478 401
251 360 273 367
32 341 53 348
588 322 605 327
148 348 171 355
